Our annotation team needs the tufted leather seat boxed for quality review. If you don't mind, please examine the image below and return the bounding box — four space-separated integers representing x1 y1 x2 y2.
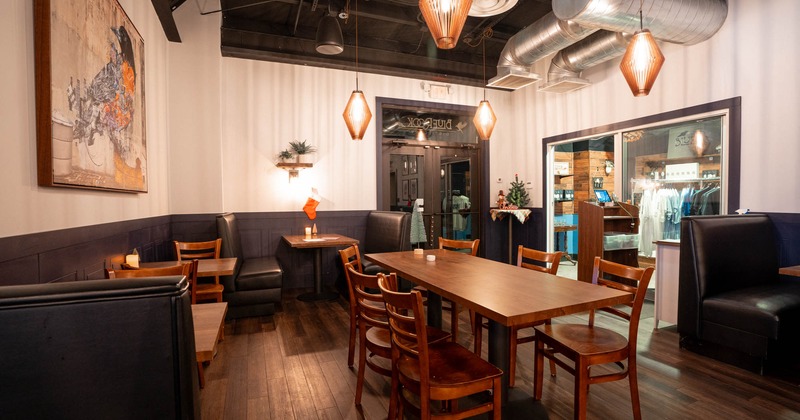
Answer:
678 214 800 367
360 211 412 276
217 213 283 318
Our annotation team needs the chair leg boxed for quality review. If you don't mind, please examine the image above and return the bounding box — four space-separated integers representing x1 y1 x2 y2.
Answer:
533 339 544 400
354 324 368 405
509 326 518 388
347 314 357 368
449 300 459 342
574 358 589 420
388 367 399 420
544 320 557 377
473 314 483 355
492 376 502 420
629 360 642 420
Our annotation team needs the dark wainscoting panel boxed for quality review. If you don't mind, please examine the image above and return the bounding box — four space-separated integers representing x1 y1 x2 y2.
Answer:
0 216 173 286
766 213 800 268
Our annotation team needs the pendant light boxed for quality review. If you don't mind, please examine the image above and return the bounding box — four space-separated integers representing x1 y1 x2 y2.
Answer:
419 0 473 49
342 0 372 140
315 13 344 55
619 0 665 97
473 29 496 141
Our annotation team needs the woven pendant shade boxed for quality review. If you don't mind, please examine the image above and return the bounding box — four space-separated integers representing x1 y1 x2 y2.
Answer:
619 29 665 97
343 90 372 141
473 100 496 140
419 0 473 49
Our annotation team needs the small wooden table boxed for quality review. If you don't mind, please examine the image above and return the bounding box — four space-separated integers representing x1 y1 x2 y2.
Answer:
282 234 359 302
553 224 577 265
192 302 227 389
140 257 237 277
779 265 800 277
490 208 532 264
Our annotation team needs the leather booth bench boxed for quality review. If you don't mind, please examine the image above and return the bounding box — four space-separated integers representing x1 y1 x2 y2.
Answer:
678 214 800 371
0 276 199 419
217 213 283 319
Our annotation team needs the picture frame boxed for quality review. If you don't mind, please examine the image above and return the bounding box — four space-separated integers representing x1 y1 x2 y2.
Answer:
409 179 418 199
409 156 418 174
402 180 409 201
401 156 409 175
34 0 148 193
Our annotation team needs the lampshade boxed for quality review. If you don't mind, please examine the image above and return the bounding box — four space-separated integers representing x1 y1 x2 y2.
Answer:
619 29 665 97
416 128 428 141
473 99 496 140
315 15 344 55
419 0 473 49
343 90 372 140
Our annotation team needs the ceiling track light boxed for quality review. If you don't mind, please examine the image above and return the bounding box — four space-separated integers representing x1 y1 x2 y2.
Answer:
315 13 344 55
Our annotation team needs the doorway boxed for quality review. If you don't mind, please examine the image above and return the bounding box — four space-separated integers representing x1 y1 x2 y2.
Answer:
375 97 488 253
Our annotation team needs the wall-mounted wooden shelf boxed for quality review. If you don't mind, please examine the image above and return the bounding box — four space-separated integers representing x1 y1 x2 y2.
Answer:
276 162 313 179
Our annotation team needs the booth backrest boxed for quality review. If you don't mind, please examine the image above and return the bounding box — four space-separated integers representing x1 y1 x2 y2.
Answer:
0 276 199 419
364 211 412 254
217 212 244 279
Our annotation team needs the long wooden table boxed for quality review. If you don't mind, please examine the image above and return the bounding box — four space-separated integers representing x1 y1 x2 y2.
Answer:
140 257 237 277
364 249 633 416
192 302 227 389
283 234 359 302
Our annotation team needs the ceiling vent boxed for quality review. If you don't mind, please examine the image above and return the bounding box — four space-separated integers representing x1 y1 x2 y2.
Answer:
538 77 591 93
487 67 541 90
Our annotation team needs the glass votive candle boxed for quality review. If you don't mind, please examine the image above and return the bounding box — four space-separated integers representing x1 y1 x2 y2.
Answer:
304 227 312 237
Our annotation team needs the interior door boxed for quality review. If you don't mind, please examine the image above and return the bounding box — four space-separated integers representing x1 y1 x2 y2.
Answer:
381 142 481 249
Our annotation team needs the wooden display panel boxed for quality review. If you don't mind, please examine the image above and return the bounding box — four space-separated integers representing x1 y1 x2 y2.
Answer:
577 201 639 283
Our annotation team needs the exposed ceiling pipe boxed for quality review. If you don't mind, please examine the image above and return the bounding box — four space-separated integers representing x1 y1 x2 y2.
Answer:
492 0 728 91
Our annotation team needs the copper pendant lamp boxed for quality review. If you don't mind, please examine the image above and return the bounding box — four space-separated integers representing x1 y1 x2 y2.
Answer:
342 0 372 140
619 0 665 97
419 0 473 49
473 29 496 140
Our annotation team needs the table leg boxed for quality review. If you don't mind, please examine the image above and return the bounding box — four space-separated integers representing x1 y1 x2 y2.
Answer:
426 292 443 329
298 248 339 302
488 320 510 402
560 231 576 265
507 217 513 264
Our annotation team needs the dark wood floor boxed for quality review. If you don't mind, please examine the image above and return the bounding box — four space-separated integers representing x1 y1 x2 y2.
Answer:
199 289 800 419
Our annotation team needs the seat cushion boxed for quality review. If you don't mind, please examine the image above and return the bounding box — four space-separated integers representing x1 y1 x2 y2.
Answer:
703 281 800 340
235 256 283 291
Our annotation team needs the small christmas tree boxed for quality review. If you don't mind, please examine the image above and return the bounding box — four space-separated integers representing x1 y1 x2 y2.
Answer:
506 174 530 208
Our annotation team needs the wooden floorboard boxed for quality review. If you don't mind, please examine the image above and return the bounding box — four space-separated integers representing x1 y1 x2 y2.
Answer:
199 289 800 419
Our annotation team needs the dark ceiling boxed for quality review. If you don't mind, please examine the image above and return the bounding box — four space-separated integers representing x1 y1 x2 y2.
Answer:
157 0 554 87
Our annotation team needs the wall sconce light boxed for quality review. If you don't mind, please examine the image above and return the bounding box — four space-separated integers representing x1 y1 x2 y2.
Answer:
125 248 140 268
604 160 614 175
416 128 428 141
692 129 708 156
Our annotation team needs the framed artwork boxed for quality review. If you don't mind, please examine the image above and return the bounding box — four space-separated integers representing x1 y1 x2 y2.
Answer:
402 180 409 201
35 0 148 192
401 155 409 175
409 156 418 174
409 179 418 199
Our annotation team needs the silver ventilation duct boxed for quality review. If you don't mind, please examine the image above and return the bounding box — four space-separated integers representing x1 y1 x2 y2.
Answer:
487 12 596 89
540 30 631 93
495 0 728 91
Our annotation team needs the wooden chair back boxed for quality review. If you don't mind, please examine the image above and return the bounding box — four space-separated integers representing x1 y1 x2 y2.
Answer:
174 238 221 261
338 245 363 274
590 256 654 339
517 245 562 274
438 237 479 256
107 261 201 303
378 274 427 367
346 262 393 331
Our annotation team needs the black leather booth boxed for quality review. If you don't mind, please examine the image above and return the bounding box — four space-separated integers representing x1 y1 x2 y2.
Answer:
360 211 412 276
0 276 199 419
217 213 284 319
678 214 800 370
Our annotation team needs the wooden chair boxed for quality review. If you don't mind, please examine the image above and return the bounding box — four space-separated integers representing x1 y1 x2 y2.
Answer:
473 245 562 387
338 245 364 368
174 239 224 303
107 260 204 304
413 237 480 343
533 256 654 420
378 273 502 420
344 263 450 406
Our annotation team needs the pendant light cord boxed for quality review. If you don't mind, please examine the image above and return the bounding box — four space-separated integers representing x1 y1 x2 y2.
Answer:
355 0 360 91
482 35 486 100
639 0 644 31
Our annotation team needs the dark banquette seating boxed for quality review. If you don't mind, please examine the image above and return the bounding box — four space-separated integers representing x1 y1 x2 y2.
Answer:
360 211 412 276
0 276 199 419
678 214 800 370
216 213 284 319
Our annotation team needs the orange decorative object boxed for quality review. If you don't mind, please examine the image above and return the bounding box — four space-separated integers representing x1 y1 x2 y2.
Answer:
418 0 473 49
473 100 496 140
619 29 665 97
343 90 372 140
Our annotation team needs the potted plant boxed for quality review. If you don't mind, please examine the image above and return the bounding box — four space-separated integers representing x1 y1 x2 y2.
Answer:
289 140 317 163
277 149 294 162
